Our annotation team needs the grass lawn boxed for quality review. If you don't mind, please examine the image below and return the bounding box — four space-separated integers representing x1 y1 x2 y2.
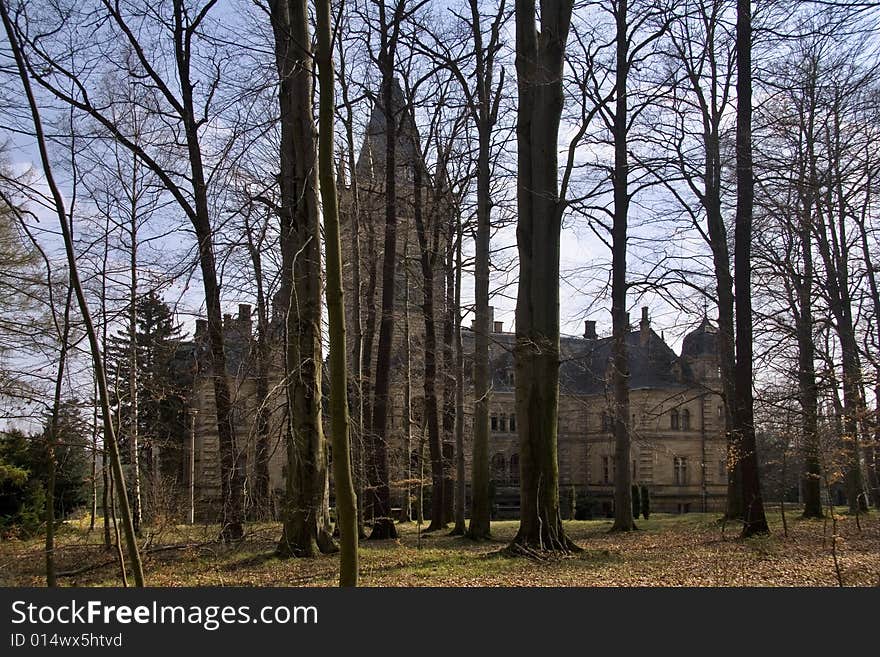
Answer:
1 510 877 587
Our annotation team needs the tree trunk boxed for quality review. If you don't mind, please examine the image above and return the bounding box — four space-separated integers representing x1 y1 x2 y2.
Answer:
270 0 335 557
797 90 822 519
509 0 579 553
317 0 358 584
413 152 445 532
467 0 494 541
704 137 741 521
451 211 466 535
337 38 369 538
856 213 880 509
244 212 271 520
401 251 414 523
45 284 73 587
100 219 112 550
164 0 247 542
610 0 634 533
367 4 403 541
734 0 769 537
89 378 98 532
441 229 456 526
811 119 868 514
128 193 142 533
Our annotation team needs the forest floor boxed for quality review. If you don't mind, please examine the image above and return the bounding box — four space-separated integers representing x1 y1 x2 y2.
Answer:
1 510 878 587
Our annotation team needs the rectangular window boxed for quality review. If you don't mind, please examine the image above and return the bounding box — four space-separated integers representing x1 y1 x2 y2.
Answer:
509 414 516 432
499 415 507 432
674 456 688 485
491 415 498 431
602 456 611 484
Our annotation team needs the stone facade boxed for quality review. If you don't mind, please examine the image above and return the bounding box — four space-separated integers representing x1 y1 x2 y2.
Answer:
465 310 728 516
184 305 288 518
181 78 729 519
183 304 729 518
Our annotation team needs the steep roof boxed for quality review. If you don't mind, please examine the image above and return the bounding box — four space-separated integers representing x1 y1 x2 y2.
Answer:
355 78 421 182
463 327 689 396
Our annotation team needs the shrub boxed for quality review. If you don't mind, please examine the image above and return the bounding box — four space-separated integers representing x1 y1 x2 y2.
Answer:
631 484 640 519
640 485 651 519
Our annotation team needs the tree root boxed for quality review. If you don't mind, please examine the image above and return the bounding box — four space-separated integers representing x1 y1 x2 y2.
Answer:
367 517 398 540
503 533 583 560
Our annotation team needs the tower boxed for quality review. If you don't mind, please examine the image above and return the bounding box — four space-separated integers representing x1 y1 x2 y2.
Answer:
681 316 721 385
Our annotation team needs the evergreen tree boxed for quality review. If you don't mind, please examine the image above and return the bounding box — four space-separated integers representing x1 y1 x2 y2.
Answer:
108 292 188 518
0 402 89 536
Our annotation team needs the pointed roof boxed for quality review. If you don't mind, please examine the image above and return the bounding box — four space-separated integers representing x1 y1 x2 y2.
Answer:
355 77 421 182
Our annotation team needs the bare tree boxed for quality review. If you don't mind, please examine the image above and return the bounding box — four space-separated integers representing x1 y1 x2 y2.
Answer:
316 0 359 584
267 0 336 556
509 0 580 553
1 0 145 582
734 0 769 536
367 0 425 541
10 0 250 540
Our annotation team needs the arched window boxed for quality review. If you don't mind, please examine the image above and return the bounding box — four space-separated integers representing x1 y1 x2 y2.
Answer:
491 453 506 484
681 409 691 430
670 409 680 430
509 454 520 486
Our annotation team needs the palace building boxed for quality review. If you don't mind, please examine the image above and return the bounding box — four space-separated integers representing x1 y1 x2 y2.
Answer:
181 79 729 519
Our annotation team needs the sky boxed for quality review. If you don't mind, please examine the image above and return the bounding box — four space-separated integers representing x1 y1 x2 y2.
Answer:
0 0 734 433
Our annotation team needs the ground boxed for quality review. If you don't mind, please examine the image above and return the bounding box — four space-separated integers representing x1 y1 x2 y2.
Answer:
1 510 877 586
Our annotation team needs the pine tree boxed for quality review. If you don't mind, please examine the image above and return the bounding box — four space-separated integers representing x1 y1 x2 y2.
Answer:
108 291 188 519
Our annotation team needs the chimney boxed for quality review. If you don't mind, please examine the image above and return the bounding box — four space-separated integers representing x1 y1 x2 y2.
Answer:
473 306 495 333
493 321 503 333
640 306 650 346
584 320 597 340
223 313 233 330
195 319 207 338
